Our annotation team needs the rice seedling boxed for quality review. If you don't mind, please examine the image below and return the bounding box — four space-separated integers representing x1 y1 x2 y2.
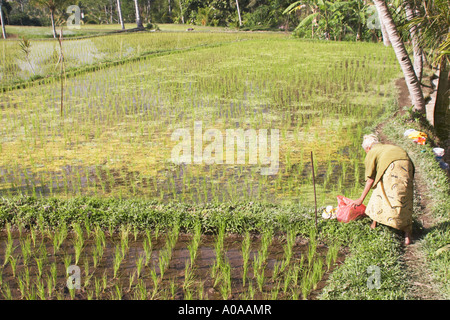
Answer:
35 278 46 300
150 266 159 299
136 279 148 300
135 254 144 278
3 227 16 267
1 282 12 300
326 242 341 270
23 266 31 289
183 260 196 294
69 287 76 300
9 256 17 278
142 237 152 266
17 275 26 299
113 244 124 279
63 252 72 272
113 283 123 300
241 231 251 286
34 257 44 278
94 277 102 299
46 274 53 299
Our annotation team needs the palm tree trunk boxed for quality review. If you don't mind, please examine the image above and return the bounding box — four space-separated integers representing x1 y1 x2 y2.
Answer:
0 3 7 39
179 0 184 24
236 0 242 27
373 0 425 113
433 58 449 138
117 0 125 30
134 0 143 28
404 0 423 83
50 9 57 38
375 4 390 46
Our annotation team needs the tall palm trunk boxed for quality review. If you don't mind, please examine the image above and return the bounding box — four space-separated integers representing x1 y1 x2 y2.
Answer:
236 0 242 27
50 8 57 38
134 0 143 28
117 0 125 30
373 0 425 113
375 4 390 46
0 3 6 39
404 0 423 83
178 1 184 24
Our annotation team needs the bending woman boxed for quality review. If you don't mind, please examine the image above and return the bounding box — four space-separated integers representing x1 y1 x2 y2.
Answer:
349 134 415 245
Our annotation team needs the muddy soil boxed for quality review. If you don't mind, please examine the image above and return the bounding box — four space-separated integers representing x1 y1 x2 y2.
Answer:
0 230 346 300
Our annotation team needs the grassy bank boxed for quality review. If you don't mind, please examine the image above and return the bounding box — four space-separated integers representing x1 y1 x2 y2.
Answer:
383 112 450 299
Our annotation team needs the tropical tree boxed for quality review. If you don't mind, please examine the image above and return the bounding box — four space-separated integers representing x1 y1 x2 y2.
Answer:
235 0 242 26
117 0 125 30
134 0 144 28
403 0 449 131
284 0 369 40
0 1 6 39
373 0 425 113
404 0 449 66
283 0 325 38
32 0 69 38
403 0 422 81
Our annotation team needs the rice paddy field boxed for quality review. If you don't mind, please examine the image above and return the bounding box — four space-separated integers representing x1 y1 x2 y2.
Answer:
0 27 407 301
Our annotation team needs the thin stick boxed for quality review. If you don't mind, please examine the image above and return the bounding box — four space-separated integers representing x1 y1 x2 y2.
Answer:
57 28 66 117
311 151 317 230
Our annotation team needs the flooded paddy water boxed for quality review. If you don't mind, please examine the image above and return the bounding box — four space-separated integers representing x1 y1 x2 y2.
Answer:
0 33 402 300
0 37 400 206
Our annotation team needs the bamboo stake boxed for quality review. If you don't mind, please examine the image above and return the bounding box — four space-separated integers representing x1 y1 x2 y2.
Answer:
57 28 66 117
311 151 317 230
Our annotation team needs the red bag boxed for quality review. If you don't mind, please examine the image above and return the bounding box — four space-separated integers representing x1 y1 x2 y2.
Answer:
336 195 366 223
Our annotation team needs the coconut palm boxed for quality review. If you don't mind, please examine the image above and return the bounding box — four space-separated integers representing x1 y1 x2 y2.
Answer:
403 0 449 131
236 0 242 27
404 0 449 66
0 1 6 39
373 0 425 113
374 2 391 46
403 0 423 82
134 0 144 28
117 0 125 30
32 0 69 38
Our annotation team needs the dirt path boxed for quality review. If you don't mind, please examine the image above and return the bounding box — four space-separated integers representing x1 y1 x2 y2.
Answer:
376 78 444 300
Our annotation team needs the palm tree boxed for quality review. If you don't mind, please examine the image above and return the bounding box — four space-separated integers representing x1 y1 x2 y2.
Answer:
236 0 242 27
0 1 6 39
117 0 125 30
134 0 144 28
32 0 69 38
374 2 391 46
404 0 449 131
283 0 331 39
373 0 425 113
403 0 423 82
405 0 449 66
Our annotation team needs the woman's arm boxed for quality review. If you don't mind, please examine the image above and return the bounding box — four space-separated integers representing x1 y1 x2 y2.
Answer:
349 177 374 208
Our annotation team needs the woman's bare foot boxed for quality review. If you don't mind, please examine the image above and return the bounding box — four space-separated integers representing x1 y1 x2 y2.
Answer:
404 232 412 245
370 220 377 229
